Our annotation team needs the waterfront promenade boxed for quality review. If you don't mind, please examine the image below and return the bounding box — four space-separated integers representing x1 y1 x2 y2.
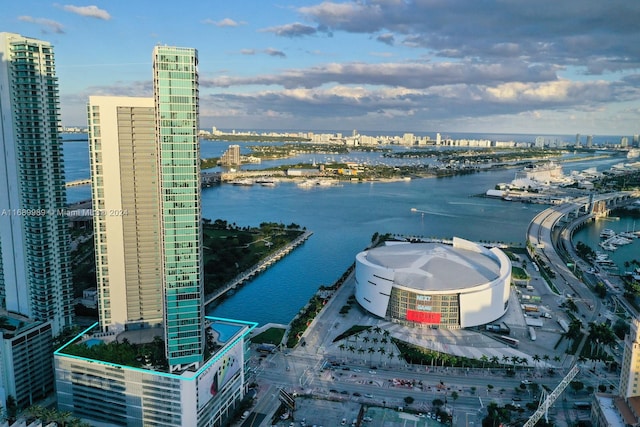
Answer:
204 231 313 307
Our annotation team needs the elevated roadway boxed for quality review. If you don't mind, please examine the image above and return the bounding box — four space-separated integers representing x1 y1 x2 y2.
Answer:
526 191 638 362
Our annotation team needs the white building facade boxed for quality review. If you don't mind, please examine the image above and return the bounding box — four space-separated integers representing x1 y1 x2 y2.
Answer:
355 238 511 328
55 318 254 427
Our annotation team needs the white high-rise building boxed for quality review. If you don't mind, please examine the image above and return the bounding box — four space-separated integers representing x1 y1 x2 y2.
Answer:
86 96 162 334
0 32 73 408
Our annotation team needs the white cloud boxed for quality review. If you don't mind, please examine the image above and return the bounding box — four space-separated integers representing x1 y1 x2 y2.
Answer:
18 16 65 33
203 18 244 27
62 5 111 20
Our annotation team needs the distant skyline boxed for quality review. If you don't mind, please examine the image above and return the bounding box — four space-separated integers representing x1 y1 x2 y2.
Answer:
2 1 640 134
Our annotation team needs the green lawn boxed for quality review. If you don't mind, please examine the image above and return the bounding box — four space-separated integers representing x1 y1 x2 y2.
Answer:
251 327 285 345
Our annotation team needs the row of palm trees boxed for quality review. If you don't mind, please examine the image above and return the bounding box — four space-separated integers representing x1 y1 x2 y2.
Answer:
336 325 569 370
337 326 400 366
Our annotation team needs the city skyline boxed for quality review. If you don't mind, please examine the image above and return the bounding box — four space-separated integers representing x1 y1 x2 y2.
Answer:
1 1 639 135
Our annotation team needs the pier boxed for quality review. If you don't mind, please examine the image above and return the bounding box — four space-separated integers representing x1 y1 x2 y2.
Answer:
66 172 221 188
65 179 91 188
204 231 313 307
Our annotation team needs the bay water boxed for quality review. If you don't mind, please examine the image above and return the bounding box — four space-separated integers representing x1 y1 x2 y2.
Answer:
61 135 634 325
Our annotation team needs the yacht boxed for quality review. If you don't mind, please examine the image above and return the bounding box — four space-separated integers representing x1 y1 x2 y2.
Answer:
600 229 615 238
599 242 617 251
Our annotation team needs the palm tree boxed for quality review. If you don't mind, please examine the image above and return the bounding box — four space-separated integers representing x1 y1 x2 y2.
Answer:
532 354 541 369
353 332 361 345
368 347 376 365
553 355 561 363
383 330 390 339
490 356 500 367
480 355 489 369
378 347 386 364
510 356 519 368
502 355 510 368
387 351 396 366
542 354 550 364
450 391 459 420
362 336 370 344
373 326 382 335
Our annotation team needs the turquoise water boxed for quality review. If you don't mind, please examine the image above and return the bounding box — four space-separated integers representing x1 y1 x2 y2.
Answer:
85 338 103 347
573 216 640 273
211 322 242 343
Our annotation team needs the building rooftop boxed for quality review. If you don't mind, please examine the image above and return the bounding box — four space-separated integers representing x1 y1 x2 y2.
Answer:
54 317 256 378
360 241 501 291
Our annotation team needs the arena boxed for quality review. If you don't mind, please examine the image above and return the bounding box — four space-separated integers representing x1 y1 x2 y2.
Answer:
354 237 511 328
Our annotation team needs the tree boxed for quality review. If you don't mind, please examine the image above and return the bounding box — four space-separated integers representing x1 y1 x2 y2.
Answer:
450 391 459 420
613 319 630 340
482 402 511 427
532 354 541 367
480 355 489 369
570 381 584 394
404 396 415 405
368 347 376 364
502 355 510 368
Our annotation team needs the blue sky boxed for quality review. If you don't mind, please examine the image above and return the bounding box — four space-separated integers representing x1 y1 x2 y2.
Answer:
3 1 640 135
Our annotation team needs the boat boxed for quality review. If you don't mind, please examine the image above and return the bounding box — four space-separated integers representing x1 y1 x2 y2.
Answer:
297 180 316 188
256 179 277 187
600 229 615 238
230 179 253 186
599 242 617 251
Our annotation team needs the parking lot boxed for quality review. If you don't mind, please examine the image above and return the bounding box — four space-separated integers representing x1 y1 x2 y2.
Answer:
269 397 444 427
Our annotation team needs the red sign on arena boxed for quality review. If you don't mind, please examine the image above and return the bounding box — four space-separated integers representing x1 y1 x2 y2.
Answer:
406 310 441 323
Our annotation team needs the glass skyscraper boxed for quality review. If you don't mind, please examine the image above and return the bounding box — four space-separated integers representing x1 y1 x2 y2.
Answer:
0 32 73 334
153 46 205 370
0 31 73 409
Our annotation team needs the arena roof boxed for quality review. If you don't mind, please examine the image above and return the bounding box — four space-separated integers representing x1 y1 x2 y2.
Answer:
361 242 501 292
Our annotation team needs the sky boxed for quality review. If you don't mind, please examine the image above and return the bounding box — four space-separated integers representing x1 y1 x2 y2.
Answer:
2 1 640 135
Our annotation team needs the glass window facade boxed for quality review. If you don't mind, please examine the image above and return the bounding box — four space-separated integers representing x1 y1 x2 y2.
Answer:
153 46 204 369
0 33 73 334
386 288 460 328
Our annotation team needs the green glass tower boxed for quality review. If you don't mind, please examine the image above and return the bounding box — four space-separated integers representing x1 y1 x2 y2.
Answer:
153 46 204 370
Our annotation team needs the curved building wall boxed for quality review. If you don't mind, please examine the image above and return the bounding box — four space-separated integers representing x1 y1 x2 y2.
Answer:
354 238 511 328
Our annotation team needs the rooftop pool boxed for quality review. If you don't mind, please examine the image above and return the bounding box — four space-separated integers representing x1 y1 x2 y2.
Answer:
210 322 242 343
